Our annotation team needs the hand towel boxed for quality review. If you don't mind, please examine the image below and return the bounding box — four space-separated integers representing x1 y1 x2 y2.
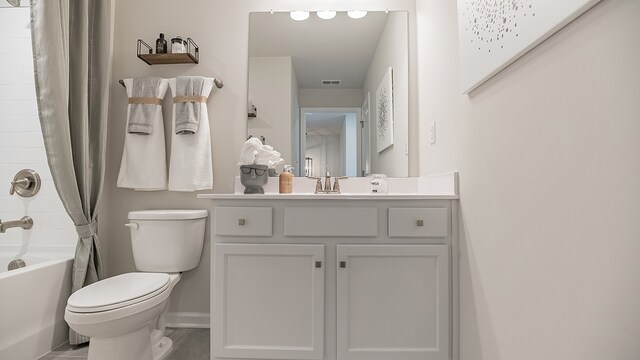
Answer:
167 77 216 191
174 76 205 135
117 78 169 190
128 77 163 135
238 137 284 168
238 137 263 166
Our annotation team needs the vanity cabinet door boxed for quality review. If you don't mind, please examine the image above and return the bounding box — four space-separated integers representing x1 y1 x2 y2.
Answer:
336 245 449 360
213 243 325 360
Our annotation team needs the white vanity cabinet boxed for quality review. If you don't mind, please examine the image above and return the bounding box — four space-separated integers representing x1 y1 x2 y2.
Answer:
213 243 325 360
205 195 459 360
336 245 449 360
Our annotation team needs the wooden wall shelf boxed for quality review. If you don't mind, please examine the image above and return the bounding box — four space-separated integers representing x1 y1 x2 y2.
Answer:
138 53 198 65
136 38 199 65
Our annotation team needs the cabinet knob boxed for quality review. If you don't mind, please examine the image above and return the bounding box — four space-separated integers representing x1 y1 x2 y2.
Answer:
238 219 246 226
416 219 424 227
315 261 322 268
339 261 346 269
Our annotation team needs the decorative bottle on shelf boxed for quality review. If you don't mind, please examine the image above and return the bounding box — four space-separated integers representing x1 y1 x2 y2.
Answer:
155 33 167 54
279 165 294 194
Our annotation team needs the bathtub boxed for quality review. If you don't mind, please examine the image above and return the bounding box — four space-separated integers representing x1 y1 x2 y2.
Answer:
0 247 74 360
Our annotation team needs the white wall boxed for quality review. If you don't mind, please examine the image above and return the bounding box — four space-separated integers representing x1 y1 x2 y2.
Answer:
248 56 293 164
417 0 640 359
0 8 75 253
306 135 341 177
363 12 409 177
299 88 363 108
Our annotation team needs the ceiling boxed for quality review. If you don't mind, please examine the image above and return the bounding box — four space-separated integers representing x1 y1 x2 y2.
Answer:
249 11 389 89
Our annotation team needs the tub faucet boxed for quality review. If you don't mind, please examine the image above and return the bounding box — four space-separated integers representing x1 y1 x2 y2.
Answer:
0 216 33 233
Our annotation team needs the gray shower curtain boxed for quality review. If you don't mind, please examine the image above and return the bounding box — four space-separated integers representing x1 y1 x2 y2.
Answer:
30 0 114 345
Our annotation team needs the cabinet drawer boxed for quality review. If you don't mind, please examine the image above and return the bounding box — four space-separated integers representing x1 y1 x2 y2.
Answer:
214 207 272 236
388 208 448 238
284 207 377 237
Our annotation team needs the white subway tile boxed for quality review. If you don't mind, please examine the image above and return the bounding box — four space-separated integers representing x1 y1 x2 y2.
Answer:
0 116 41 131
0 101 38 116
0 194 67 213
0 39 29 54
30 228 79 246
20 69 34 83
0 69 22 84
0 227 78 247
0 148 47 163
0 84 35 100
0 8 29 23
0 132 44 148
29 212 73 229
0 21 31 39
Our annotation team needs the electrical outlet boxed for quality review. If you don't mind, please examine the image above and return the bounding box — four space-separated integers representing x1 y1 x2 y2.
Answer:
429 121 436 145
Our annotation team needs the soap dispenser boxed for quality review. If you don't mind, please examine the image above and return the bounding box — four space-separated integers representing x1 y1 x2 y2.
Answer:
279 165 294 193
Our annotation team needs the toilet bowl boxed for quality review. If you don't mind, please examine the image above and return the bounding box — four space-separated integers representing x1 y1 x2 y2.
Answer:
64 210 207 360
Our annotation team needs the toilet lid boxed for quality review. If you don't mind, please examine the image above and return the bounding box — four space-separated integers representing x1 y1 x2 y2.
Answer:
67 273 171 313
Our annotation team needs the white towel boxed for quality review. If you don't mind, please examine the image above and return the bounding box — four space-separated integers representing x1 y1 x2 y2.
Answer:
117 78 169 191
167 77 215 192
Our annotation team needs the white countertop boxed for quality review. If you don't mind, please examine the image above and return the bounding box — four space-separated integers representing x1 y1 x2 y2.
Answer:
197 173 459 200
197 193 459 200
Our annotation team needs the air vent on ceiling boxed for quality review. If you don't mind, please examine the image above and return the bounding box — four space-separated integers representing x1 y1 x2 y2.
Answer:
321 80 341 85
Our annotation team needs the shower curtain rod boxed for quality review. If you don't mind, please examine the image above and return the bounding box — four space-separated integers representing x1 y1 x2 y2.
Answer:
118 78 224 89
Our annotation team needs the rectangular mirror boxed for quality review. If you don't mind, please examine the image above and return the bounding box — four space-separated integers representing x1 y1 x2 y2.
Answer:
248 11 409 177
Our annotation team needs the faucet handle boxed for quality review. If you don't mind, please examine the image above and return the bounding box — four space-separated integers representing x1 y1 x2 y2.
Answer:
332 176 349 192
306 176 323 193
9 178 29 195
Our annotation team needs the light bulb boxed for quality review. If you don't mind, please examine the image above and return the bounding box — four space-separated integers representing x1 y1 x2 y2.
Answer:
347 10 367 19
317 10 336 20
290 11 310 21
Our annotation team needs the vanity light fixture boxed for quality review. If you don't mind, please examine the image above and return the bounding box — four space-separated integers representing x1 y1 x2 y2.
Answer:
290 11 310 21
347 10 367 19
317 10 336 20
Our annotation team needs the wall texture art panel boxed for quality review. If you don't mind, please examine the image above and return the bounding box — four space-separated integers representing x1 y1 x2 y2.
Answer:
376 67 394 153
457 0 601 93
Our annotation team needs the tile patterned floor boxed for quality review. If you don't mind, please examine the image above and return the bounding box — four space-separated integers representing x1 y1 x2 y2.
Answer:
37 328 209 360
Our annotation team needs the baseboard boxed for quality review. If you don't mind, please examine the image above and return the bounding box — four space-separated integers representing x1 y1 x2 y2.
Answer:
165 312 210 329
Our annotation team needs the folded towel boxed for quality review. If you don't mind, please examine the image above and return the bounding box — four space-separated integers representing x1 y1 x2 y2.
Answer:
117 78 170 190
174 76 205 135
168 77 216 191
127 77 163 135
256 146 283 168
238 137 263 166
238 137 284 168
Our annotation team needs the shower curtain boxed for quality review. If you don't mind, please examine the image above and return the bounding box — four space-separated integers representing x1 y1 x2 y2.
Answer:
30 0 114 345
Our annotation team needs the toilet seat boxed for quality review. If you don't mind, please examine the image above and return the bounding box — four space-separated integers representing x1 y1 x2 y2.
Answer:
67 273 171 313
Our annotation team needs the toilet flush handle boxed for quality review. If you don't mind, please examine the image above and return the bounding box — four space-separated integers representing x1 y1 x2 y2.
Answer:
124 222 139 230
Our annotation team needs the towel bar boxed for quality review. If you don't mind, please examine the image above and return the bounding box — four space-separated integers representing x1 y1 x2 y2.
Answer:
118 78 223 89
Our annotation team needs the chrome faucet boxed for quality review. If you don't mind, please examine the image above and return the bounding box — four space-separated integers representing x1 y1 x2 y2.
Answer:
0 216 33 233
307 171 348 194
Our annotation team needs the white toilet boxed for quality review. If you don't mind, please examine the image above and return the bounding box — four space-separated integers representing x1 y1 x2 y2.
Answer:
64 209 208 360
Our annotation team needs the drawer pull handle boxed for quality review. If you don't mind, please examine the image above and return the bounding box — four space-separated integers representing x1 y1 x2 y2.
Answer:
339 261 346 269
238 219 246 226
416 219 424 227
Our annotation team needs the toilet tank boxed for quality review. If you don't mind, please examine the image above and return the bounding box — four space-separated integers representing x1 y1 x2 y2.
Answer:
127 209 208 272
